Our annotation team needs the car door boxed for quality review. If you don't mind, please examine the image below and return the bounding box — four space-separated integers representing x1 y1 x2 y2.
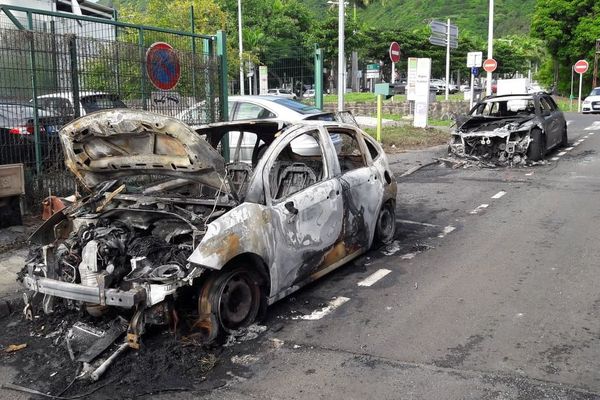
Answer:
328 128 383 250
264 126 344 295
538 96 561 148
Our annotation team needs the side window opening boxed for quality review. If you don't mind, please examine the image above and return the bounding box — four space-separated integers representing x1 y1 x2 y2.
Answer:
364 137 381 160
269 131 324 200
331 131 367 173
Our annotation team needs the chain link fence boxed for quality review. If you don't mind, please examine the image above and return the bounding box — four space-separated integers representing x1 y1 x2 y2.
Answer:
0 6 222 209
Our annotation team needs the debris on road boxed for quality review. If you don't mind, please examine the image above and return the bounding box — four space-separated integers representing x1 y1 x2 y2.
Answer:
4 343 27 353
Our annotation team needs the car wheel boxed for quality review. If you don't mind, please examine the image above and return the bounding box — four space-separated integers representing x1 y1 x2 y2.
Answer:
374 201 396 246
561 125 568 147
197 267 263 341
527 128 546 162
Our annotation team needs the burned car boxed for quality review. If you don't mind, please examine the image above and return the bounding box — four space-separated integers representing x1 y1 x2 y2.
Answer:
449 93 568 164
20 110 397 348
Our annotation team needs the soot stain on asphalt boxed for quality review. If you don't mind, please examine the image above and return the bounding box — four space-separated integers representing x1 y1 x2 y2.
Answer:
433 334 489 369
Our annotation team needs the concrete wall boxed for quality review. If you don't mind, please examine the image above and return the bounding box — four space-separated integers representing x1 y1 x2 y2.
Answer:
324 100 471 120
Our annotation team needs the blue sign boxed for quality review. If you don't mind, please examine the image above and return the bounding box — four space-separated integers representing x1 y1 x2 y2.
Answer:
471 67 479 77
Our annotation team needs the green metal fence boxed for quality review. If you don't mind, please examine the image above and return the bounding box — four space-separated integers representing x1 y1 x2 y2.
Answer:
0 5 227 209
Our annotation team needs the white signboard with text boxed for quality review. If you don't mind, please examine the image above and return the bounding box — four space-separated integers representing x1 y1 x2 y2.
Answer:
259 66 268 95
413 58 431 128
406 57 418 101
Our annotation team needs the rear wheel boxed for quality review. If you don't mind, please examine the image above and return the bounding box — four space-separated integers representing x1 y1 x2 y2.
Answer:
197 267 263 341
373 201 396 246
527 129 545 162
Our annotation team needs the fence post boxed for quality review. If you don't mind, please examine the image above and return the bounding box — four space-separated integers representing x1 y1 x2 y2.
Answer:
216 30 229 162
314 46 324 110
203 37 215 123
26 11 42 175
68 35 81 118
190 6 198 99
113 9 121 98
139 28 147 110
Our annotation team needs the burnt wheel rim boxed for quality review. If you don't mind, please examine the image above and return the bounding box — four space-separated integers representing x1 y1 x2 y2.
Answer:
216 271 260 331
378 206 395 243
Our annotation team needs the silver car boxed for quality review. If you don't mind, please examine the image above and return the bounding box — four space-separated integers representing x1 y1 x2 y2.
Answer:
20 109 397 346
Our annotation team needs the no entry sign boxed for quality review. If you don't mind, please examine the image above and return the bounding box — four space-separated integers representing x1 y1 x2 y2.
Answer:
389 42 401 63
483 58 497 73
574 60 589 74
146 42 181 91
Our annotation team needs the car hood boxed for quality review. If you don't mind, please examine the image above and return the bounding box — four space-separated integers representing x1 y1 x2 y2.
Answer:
584 95 600 102
455 115 536 137
59 109 231 193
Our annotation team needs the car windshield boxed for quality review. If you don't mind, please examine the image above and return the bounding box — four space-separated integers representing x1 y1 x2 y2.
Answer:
0 104 34 126
80 95 126 113
471 97 535 117
279 89 292 94
272 98 320 114
589 88 600 96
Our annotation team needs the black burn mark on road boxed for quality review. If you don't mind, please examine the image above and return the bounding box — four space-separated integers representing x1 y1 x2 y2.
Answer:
433 334 489 369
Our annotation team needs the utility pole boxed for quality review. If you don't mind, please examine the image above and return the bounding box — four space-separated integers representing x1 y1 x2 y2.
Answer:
593 39 600 89
338 0 345 111
237 0 244 95
445 18 451 100
486 0 494 96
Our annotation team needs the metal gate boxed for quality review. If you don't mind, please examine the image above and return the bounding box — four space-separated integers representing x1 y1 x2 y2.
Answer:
0 5 227 207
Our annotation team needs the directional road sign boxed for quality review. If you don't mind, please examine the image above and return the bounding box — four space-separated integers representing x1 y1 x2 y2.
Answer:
574 59 589 74
146 42 181 91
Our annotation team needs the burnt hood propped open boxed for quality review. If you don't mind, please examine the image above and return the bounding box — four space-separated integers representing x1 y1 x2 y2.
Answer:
59 109 230 193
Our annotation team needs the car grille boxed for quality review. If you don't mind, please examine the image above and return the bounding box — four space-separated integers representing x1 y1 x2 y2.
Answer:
592 101 600 110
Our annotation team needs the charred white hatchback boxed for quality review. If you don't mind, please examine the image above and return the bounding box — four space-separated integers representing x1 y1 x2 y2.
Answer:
20 110 397 345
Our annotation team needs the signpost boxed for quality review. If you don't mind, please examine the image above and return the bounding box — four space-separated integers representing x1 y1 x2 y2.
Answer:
146 42 181 91
429 20 458 100
414 58 432 128
259 65 268 95
366 63 380 91
467 51 483 109
389 41 401 83
574 59 589 112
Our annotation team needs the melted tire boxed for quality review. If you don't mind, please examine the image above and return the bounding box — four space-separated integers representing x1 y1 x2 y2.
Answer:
374 202 396 246
527 129 545 162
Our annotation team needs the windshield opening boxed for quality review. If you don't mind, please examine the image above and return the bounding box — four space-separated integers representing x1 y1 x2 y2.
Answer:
471 98 535 117
81 95 127 113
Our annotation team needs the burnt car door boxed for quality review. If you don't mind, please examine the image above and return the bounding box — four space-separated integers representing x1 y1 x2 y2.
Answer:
263 126 344 295
328 127 382 251
538 95 562 148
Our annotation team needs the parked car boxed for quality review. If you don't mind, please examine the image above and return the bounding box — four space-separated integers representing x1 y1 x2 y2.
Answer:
266 88 297 100
582 87 600 114
430 79 458 94
391 80 407 95
0 102 60 165
35 91 126 119
20 109 397 344
449 93 568 164
304 89 316 98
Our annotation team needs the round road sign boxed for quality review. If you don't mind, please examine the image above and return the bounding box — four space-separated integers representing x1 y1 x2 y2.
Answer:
146 42 181 91
483 58 497 73
389 42 401 63
574 60 589 74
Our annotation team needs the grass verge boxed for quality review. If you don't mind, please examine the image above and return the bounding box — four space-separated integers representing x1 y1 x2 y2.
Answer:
364 125 449 152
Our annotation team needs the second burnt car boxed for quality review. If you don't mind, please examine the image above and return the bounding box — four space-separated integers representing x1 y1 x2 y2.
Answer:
19 109 397 346
449 93 568 164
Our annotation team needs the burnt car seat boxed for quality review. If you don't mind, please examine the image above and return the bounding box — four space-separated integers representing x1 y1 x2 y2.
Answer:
274 163 317 199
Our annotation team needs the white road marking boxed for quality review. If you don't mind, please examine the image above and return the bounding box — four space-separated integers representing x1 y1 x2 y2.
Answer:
566 147 574 151
470 204 489 214
583 136 589 139
296 297 350 320
589 132 596 135
438 225 456 238
401 253 417 260
358 269 392 287
551 157 559 161
525 172 534 176
491 191 506 199
567 120 573 126
558 151 567 156
396 219 439 228
584 121 600 130
574 142 580 146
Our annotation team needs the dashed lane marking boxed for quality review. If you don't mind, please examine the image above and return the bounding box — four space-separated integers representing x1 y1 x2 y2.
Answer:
470 204 489 214
589 132 596 135
583 136 589 139
566 147 574 151
438 225 456 238
551 157 560 161
584 121 600 130
567 120 573 126
396 219 439 228
358 269 392 287
491 191 506 199
558 151 567 156
295 297 350 320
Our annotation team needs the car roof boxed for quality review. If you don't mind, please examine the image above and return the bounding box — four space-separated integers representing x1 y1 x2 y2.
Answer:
483 94 535 102
37 91 114 100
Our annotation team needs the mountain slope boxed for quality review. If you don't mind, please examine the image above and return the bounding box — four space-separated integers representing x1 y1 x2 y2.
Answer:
304 0 534 37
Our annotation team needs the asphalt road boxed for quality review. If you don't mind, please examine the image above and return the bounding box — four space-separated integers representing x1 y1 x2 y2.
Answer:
190 112 600 400
2 112 600 400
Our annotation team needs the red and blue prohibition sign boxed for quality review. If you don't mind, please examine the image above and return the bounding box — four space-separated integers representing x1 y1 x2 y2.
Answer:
146 42 181 91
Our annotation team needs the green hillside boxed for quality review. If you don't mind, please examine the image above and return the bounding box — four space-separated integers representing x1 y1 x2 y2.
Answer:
304 0 534 37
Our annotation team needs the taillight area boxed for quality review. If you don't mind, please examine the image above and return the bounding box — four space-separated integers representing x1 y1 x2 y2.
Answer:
8 123 45 135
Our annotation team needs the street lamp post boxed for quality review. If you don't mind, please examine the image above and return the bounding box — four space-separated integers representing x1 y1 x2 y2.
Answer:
238 0 245 96
338 0 345 111
486 0 494 96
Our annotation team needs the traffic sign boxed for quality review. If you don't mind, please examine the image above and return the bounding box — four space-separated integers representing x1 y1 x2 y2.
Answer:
574 60 589 74
483 58 497 73
428 20 458 49
389 42 401 63
467 51 483 68
471 67 479 77
146 42 181 91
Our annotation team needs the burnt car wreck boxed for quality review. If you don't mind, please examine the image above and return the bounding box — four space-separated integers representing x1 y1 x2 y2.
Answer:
18 109 396 377
449 93 568 166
